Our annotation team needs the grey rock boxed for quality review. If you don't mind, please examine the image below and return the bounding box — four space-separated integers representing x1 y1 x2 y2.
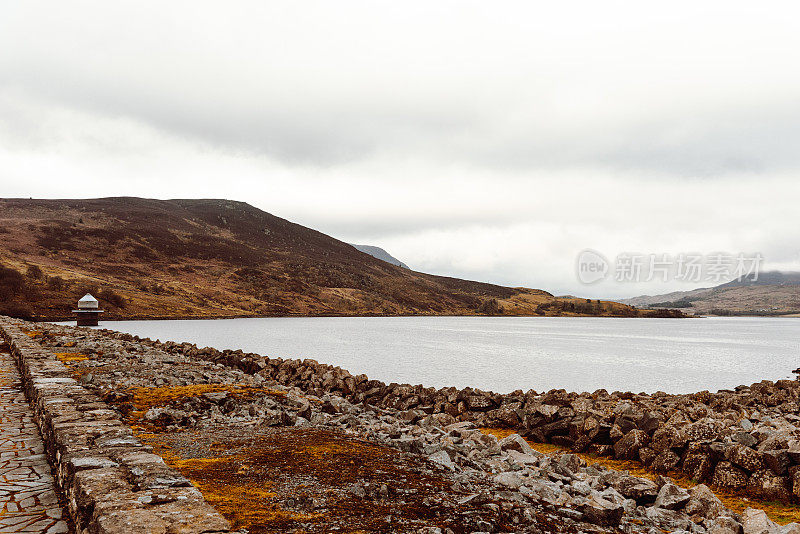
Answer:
497 433 534 455
741 508 778 534
428 450 455 470
684 484 725 520
709 516 743 534
654 482 691 510
580 495 624 526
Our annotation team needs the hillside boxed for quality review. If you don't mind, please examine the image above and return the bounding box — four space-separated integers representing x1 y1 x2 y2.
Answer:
0 197 677 320
618 272 800 316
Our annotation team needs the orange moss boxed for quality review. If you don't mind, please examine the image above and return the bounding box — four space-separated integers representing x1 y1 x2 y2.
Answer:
481 428 800 525
140 436 320 530
127 384 285 411
55 352 88 363
132 427 459 533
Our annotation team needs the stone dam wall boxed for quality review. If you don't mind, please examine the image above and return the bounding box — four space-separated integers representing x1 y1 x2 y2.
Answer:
138 335 800 505
0 320 236 534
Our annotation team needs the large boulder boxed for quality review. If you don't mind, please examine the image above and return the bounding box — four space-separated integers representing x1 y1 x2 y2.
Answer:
746 470 792 502
684 419 724 441
580 495 624 526
653 482 690 510
713 461 749 490
614 476 659 504
614 429 649 460
762 450 791 476
791 468 800 499
740 508 777 534
684 484 726 520
498 433 534 455
645 506 691 531
728 444 765 473
708 516 743 534
465 394 494 411
684 452 714 482
652 449 681 473
652 425 685 452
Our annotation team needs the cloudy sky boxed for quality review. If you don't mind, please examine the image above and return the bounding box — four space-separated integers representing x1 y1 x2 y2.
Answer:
1 1 799 297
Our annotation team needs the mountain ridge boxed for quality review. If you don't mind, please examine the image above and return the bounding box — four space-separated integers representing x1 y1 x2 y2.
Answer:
0 197 678 320
616 271 800 316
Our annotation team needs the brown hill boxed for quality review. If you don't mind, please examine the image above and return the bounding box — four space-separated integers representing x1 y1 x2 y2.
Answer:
618 272 800 316
0 197 678 320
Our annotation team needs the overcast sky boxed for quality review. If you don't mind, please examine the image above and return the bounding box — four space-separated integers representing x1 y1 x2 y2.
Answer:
1 1 799 297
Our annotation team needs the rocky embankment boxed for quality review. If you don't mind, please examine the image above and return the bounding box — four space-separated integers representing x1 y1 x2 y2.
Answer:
143 332 800 506
9 316 800 533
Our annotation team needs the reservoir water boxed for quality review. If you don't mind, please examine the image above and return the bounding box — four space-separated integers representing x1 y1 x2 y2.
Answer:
79 316 800 395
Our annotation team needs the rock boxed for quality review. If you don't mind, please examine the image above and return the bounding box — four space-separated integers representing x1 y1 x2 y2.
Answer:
497 433 534 455
639 446 658 466
640 411 664 434
741 508 778 534
558 453 582 473
580 495 624 526
428 451 455 470
746 470 792 502
645 506 691 531
684 452 715 482
614 429 649 460
493 472 523 489
733 431 758 448
709 516 743 534
791 469 800 499
347 483 366 498
615 475 659 503
652 425 685 452
713 461 749 490
728 444 764 472
654 482 690 510
684 484 725 520
419 413 456 429
465 394 493 411
652 449 681 473
763 450 791 476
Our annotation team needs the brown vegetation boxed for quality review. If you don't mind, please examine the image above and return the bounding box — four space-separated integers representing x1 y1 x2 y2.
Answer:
0 197 674 320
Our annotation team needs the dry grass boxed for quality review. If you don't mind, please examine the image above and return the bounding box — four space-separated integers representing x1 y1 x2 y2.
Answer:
481 428 800 525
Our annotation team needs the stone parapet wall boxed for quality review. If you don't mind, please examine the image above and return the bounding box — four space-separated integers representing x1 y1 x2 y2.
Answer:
0 318 234 534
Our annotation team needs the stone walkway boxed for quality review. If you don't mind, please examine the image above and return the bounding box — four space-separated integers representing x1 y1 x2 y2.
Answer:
0 348 69 534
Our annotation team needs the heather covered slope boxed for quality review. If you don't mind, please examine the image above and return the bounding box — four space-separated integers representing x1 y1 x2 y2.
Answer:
0 197 675 320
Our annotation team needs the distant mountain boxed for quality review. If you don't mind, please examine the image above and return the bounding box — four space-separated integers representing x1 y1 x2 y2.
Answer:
616 271 800 316
350 244 409 269
0 197 670 320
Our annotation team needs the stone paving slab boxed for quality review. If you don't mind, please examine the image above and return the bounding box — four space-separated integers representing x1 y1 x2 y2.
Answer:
0 350 69 534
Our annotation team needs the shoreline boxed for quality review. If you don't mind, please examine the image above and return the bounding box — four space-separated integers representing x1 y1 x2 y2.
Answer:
7 315 800 533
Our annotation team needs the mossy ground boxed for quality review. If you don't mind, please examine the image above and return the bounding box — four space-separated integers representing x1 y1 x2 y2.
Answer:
134 427 474 533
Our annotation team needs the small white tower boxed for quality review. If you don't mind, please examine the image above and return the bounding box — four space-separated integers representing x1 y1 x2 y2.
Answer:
73 294 104 326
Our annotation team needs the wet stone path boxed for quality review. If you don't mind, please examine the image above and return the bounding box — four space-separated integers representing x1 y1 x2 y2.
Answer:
0 348 69 533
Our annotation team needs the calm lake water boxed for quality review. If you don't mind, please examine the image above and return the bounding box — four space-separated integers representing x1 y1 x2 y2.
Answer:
78 316 800 395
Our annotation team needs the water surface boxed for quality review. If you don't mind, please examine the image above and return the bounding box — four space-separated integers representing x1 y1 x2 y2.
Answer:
79 316 800 394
